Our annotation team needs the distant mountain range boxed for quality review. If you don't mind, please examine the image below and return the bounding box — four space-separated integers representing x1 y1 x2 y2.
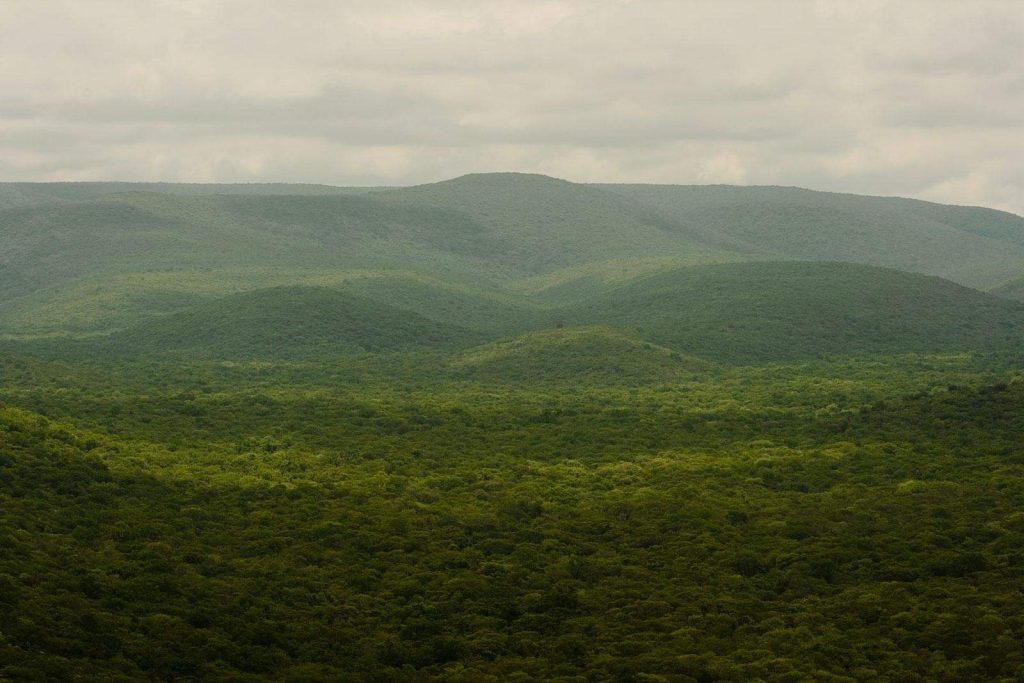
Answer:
3 173 1023 366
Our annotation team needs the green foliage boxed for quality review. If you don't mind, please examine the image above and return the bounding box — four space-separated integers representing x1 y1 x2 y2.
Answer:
4 176 1024 680
93 285 480 359
3 174 1024 336
447 326 709 384
2 360 1024 680
566 261 1024 362
9 260 1024 366
991 273 1024 302
599 183 1024 288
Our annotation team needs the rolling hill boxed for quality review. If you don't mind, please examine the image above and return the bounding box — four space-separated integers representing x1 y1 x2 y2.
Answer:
377 173 744 273
89 286 478 359
7 179 1024 682
598 184 1024 289
447 326 710 383
47 260 1017 366
990 274 1024 302
562 261 1024 362
3 174 1024 340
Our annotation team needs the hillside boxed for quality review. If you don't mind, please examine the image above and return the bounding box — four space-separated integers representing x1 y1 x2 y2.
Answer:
990 274 1024 302
597 184 1024 289
0 191 512 334
333 273 543 334
447 326 709 384
564 261 1024 362
5 354 1024 680
0 181 375 210
0 191 501 290
4 174 1024 338
91 286 478 359
378 173 742 273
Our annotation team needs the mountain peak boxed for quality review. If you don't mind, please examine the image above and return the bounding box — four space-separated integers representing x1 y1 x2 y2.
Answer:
415 171 575 190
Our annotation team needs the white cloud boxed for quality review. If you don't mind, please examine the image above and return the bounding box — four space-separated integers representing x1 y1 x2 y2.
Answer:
0 0 1021 213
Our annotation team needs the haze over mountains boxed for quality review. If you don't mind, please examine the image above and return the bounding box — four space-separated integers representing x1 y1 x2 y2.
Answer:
3 172 1024 367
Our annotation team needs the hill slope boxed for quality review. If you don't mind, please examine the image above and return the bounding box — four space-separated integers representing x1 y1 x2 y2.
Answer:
448 326 709 383
597 184 1024 289
93 286 478 359
990 274 1024 302
0 181 375 210
4 174 1024 337
378 173 743 273
564 261 1024 362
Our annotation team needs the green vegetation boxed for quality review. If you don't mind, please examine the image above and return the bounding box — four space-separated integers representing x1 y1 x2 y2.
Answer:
94 286 478 360
564 261 1024 362
991 274 1024 302
447 326 709 384
3 177 1024 680
3 351 1024 681
599 183 1024 289
3 174 1024 336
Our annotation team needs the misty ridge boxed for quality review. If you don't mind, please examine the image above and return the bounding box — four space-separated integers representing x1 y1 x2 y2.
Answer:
3 172 1024 346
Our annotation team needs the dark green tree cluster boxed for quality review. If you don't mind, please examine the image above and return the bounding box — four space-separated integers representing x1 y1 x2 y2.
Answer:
3 359 1024 681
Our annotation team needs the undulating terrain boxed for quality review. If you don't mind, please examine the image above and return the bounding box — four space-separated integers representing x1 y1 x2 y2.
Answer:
3 174 1024 681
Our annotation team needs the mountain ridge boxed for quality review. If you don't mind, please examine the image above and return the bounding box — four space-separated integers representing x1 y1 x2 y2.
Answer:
3 173 1024 338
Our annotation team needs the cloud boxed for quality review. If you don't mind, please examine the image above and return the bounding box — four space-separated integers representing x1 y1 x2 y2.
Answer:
0 0 1021 213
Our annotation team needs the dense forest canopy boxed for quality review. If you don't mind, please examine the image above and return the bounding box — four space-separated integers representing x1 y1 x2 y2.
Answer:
2 176 1024 680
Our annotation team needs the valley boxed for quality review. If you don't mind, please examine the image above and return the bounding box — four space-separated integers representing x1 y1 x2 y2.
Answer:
2 175 1024 681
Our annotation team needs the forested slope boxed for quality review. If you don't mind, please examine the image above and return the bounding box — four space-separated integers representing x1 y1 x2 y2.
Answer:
599 183 1024 288
4 175 1024 337
564 261 1024 362
4 174 1024 680
3 371 1024 680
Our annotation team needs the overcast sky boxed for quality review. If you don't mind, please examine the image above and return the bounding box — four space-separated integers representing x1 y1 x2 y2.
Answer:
1 0 1022 213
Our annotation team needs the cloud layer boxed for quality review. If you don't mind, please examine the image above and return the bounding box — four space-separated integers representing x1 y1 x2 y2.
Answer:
1 0 1022 213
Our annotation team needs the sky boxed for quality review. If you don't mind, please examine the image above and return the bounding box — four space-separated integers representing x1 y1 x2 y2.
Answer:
1 0 1022 213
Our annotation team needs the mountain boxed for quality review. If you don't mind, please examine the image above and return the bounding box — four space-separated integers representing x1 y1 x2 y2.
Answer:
0 191 510 334
377 173 741 274
563 261 1024 362
89 286 478 359
3 174 1024 338
597 184 1024 289
0 181 375 210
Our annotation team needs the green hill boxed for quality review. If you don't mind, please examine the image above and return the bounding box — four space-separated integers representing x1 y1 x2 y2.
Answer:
92 286 478 359
990 274 1024 302
0 191 512 334
378 172 742 274
597 184 1024 289
564 261 1024 362
4 174 1024 338
332 273 543 335
0 181 375 210
0 191 500 290
447 326 709 384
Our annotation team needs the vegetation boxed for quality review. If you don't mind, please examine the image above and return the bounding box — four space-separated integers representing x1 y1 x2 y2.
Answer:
3 174 1024 336
992 274 1024 302
564 261 1024 362
3 177 1024 680
599 183 1024 289
2 351 1024 681
94 286 479 360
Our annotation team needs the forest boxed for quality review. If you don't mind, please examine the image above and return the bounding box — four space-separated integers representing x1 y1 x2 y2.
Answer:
2 175 1024 681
